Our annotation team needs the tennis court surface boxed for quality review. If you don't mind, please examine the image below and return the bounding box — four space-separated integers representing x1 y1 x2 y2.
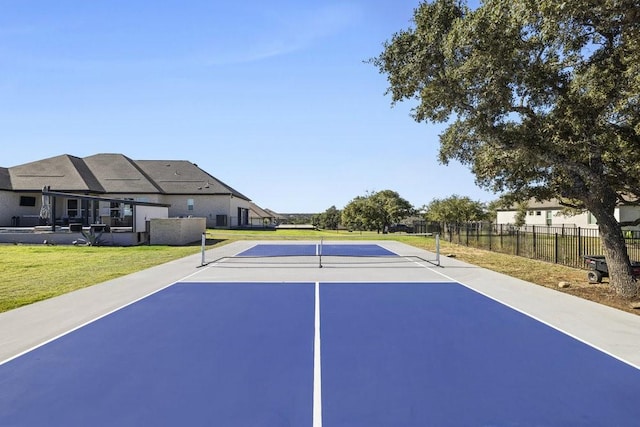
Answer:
2 240 640 426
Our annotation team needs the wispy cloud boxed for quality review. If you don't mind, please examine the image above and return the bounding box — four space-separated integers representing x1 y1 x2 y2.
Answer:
205 3 363 65
0 2 364 72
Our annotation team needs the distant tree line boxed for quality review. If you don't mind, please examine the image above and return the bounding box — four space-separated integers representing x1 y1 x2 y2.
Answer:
312 190 495 233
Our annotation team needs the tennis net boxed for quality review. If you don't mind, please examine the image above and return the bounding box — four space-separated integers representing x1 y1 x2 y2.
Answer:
200 236 440 269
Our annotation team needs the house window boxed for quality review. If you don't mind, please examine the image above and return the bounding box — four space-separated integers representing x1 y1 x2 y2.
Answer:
536 211 542 216
123 199 133 217
216 215 228 227
67 199 79 218
187 199 194 211
588 212 598 225
110 202 121 218
20 196 36 207
528 211 534 216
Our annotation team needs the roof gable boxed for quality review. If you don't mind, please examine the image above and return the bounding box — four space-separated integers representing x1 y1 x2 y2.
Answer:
8 154 103 192
0 167 10 190
83 153 161 193
249 202 273 217
134 160 250 200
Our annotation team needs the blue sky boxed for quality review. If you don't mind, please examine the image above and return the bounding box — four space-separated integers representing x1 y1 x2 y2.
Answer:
0 0 494 213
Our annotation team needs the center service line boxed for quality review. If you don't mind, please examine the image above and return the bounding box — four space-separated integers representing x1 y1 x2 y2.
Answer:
313 281 323 427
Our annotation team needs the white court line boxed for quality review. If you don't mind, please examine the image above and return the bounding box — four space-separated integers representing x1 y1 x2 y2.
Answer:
421 263 640 371
313 281 323 427
0 268 208 367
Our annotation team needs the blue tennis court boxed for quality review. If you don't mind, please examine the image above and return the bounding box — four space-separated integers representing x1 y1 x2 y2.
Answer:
2 279 640 426
237 243 396 258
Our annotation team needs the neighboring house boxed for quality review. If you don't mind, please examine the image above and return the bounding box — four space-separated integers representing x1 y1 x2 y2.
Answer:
249 202 278 227
0 153 254 229
264 208 286 224
496 198 640 230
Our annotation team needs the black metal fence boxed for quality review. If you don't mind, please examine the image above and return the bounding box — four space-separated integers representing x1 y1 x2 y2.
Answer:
414 222 640 269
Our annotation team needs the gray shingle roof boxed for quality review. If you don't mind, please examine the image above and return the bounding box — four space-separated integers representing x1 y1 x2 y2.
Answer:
0 167 11 190
8 154 103 192
134 160 250 199
83 153 161 194
5 153 251 201
249 202 274 218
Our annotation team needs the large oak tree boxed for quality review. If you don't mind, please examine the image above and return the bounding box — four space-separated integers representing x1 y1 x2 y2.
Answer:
423 195 488 225
372 0 640 298
341 190 415 233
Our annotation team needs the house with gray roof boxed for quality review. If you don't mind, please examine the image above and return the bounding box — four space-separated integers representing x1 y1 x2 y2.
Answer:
0 153 253 229
496 198 640 231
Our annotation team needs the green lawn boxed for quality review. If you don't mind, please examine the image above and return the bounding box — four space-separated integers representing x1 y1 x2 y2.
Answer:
0 244 203 312
0 230 434 313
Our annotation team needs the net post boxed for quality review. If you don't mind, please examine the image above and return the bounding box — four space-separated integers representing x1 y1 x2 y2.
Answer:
201 232 206 266
435 233 440 266
318 238 323 268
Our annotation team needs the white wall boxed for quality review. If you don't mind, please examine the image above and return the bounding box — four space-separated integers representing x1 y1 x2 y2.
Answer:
135 206 169 232
619 206 640 229
149 217 206 245
496 211 516 224
525 210 549 225
496 207 637 229
552 210 593 228
0 191 43 226
160 194 251 228
0 191 19 226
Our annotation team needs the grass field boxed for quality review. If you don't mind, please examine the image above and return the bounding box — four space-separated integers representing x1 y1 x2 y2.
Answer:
0 229 636 315
0 244 203 312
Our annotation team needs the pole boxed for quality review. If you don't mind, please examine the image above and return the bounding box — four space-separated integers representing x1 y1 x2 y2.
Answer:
201 232 206 266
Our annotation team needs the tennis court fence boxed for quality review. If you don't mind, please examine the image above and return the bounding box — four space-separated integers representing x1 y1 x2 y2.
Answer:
429 222 640 269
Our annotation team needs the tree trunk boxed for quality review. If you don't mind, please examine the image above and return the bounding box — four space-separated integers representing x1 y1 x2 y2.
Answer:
594 208 638 299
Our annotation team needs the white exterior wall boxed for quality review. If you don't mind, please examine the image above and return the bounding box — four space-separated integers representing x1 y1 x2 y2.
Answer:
0 191 21 226
525 210 550 225
496 211 516 224
531 209 585 227
160 194 250 228
0 191 44 226
149 217 206 245
135 206 169 232
496 207 636 229
551 210 593 228
619 206 640 230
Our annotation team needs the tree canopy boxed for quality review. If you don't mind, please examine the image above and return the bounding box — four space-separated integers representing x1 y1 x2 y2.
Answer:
313 206 342 230
423 195 488 224
341 190 415 232
372 0 640 297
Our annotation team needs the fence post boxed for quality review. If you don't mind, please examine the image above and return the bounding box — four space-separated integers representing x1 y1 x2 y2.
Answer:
466 223 469 246
532 225 536 258
577 227 582 257
516 230 520 256
554 233 559 264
